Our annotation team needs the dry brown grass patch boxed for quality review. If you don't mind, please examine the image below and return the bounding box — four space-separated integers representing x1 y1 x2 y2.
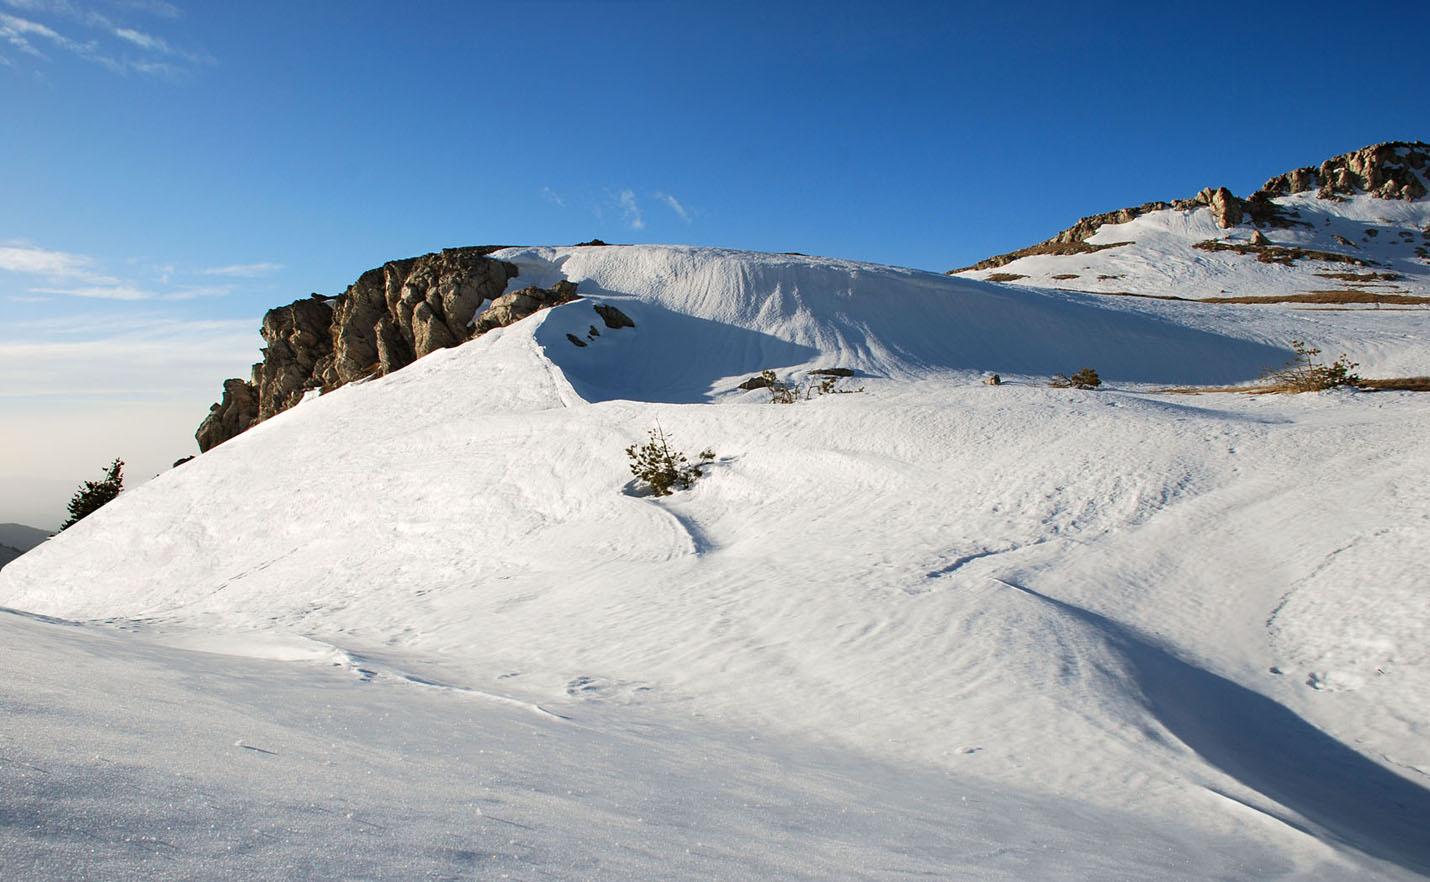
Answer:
1192 239 1372 267
1199 291 1430 305
1314 271 1401 281
1357 377 1430 391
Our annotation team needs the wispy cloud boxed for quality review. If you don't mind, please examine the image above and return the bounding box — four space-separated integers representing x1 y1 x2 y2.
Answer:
0 312 260 406
0 11 66 57
617 189 644 230
0 242 116 283
113 0 181 19
655 191 692 224
29 284 159 300
202 262 282 278
2 242 240 300
0 2 210 77
4 0 114 29
112 25 165 51
31 283 228 300
541 186 565 208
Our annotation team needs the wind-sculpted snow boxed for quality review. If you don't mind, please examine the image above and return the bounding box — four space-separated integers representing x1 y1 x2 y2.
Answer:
3 245 1430 880
501 245 1290 399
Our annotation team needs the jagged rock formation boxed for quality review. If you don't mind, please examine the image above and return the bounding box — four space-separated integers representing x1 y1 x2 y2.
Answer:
196 379 260 454
1260 141 1428 201
473 281 578 334
197 247 580 452
955 141 1429 273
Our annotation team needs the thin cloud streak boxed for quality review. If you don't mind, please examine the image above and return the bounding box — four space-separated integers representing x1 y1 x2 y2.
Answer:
30 283 230 301
112 25 166 51
0 314 260 398
0 3 211 76
0 243 117 283
656 191 692 224
617 189 644 230
202 262 283 278
3 243 239 299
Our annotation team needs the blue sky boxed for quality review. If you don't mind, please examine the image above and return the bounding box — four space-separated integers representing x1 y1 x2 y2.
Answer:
3 0 1428 527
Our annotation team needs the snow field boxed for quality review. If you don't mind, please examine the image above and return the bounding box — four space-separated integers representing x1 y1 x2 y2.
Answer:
3 245 1429 879
957 191 1430 303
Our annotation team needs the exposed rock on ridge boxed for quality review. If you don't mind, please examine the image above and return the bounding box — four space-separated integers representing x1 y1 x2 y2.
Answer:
197 247 566 452
1259 141 1429 202
954 141 1429 273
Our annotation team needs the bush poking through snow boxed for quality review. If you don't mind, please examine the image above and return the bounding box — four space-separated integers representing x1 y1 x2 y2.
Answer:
1049 368 1102 389
1262 341 1361 392
625 425 714 496
761 369 864 403
764 370 799 404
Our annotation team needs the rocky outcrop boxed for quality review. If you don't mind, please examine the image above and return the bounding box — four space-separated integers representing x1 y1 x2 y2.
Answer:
1197 186 1243 228
196 378 261 453
473 281 578 334
253 298 335 421
1258 141 1429 201
196 247 577 453
323 247 519 387
954 141 1428 274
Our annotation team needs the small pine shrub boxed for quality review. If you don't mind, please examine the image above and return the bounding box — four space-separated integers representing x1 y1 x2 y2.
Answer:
763 370 799 404
60 457 124 531
1263 340 1361 392
625 425 715 496
763 369 863 402
1049 368 1101 389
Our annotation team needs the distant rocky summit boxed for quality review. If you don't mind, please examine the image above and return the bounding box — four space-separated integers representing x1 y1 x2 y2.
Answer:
197 247 584 451
951 141 1430 303
956 142 1429 274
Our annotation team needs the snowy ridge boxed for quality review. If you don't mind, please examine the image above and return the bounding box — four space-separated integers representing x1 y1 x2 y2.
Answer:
3 245 1430 880
957 189 1430 301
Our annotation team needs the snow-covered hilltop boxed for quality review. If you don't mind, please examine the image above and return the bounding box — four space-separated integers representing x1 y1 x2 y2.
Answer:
4 240 1430 875
196 244 1302 450
954 141 1430 302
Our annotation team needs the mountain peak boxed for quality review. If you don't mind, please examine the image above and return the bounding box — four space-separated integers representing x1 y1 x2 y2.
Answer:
952 140 1430 302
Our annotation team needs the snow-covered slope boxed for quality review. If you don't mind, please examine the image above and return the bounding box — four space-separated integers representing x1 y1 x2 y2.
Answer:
3 245 1429 880
955 143 1430 302
958 192 1430 300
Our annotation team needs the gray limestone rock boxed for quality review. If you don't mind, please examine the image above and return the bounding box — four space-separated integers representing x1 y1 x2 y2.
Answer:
196 378 260 453
196 247 519 452
473 281 579 334
253 298 335 421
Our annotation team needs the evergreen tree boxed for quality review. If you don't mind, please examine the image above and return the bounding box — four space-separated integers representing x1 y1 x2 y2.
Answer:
60 457 124 531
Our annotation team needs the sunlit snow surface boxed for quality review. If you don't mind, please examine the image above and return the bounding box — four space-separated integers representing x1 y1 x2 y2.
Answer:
3 246 1429 880
955 190 1430 304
